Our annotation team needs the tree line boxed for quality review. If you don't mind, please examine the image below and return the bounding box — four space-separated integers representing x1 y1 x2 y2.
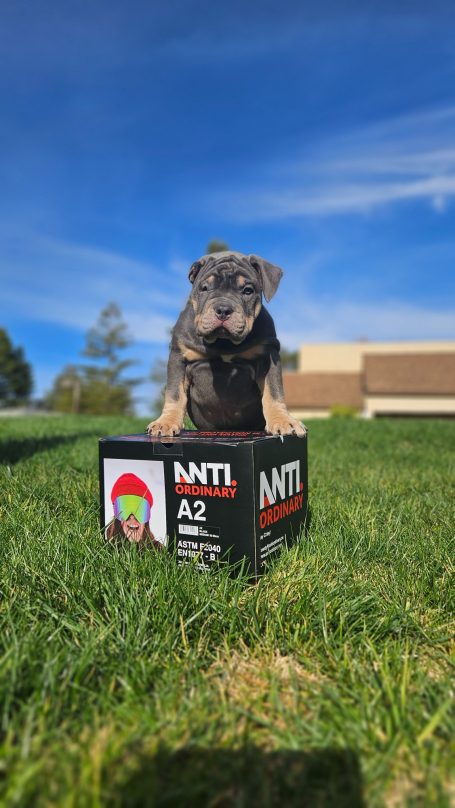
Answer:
0 303 140 414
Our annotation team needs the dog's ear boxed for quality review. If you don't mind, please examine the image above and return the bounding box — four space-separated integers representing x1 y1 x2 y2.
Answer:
248 255 283 302
188 258 207 284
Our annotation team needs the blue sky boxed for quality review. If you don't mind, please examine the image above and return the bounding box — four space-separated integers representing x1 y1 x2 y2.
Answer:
1 1 455 413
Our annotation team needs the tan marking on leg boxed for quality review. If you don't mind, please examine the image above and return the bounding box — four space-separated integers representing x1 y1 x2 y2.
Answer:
177 340 207 362
147 380 187 437
262 380 307 437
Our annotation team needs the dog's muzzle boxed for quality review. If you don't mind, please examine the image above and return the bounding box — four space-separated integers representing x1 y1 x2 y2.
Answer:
196 299 249 343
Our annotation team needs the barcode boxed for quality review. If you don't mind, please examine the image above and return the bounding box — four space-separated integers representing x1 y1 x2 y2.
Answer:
178 524 198 535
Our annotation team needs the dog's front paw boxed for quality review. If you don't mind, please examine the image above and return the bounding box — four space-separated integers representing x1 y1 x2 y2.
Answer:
266 416 307 437
146 418 183 437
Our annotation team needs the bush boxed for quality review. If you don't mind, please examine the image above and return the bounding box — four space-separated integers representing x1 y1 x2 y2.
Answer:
329 404 359 419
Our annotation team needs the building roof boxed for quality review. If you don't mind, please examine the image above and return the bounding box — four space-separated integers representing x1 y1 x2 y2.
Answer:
283 372 363 409
363 353 455 395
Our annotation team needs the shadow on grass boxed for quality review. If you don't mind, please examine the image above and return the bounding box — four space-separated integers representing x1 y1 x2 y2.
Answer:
113 746 364 807
0 431 102 465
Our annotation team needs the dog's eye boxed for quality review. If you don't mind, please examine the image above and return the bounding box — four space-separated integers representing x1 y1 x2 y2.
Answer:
242 286 254 295
200 284 209 292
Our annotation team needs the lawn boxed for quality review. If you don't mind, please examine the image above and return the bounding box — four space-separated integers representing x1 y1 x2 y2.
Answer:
0 415 454 807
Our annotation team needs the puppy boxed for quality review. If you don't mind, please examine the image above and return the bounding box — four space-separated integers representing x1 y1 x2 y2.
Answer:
147 251 306 437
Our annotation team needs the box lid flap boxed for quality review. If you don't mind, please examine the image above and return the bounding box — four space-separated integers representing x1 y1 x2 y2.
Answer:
99 430 278 446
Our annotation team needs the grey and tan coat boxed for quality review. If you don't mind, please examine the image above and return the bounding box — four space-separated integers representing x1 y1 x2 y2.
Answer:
147 251 306 437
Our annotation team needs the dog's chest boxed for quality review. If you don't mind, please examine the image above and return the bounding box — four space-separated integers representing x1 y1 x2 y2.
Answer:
186 355 264 428
186 355 261 398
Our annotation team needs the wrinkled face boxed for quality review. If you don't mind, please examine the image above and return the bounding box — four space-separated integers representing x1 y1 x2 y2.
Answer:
191 260 262 344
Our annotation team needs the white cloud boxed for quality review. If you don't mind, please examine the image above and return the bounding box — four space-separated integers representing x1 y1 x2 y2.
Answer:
214 105 455 220
0 231 187 407
275 297 455 346
431 194 448 213
0 232 186 342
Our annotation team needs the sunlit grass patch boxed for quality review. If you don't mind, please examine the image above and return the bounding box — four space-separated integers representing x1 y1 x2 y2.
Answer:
0 415 454 805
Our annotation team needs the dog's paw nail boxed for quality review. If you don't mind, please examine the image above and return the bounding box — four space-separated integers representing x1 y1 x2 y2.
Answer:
147 419 182 437
266 416 307 437
290 419 307 437
146 421 164 436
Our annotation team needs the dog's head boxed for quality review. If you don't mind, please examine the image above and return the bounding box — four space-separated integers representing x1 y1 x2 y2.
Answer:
188 251 283 344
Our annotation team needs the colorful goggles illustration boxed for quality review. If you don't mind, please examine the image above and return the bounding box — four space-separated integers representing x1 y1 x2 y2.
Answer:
113 494 151 524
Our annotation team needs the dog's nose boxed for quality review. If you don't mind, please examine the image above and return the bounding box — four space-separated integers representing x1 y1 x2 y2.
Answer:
215 304 233 321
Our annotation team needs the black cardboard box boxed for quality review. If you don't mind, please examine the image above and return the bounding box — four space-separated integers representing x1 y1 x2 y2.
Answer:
99 431 308 577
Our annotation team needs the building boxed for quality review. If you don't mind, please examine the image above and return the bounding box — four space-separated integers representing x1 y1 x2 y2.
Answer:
283 341 455 419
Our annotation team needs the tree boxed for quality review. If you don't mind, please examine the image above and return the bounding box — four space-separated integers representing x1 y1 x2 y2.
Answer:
280 348 298 370
82 302 134 381
0 328 33 407
206 239 229 254
45 365 82 414
81 302 139 415
48 303 139 415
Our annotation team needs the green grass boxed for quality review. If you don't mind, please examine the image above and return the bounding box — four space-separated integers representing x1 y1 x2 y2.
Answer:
0 415 454 807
